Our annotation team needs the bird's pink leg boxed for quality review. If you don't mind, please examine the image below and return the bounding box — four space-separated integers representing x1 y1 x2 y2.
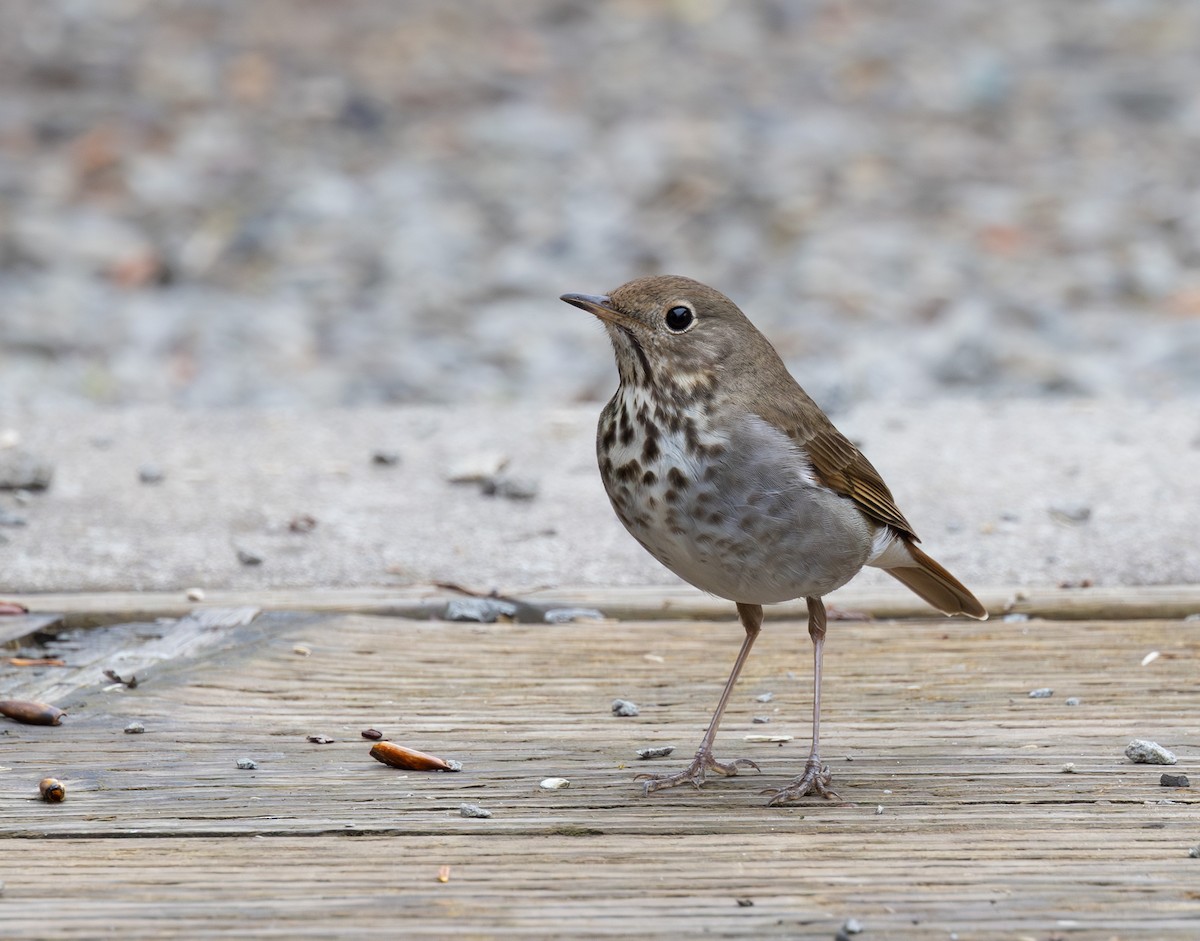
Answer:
636 602 763 794
763 596 839 805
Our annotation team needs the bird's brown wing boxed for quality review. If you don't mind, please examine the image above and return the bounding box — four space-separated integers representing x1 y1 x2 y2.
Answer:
754 387 919 540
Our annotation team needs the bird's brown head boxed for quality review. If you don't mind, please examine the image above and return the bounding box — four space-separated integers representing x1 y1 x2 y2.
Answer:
561 275 773 391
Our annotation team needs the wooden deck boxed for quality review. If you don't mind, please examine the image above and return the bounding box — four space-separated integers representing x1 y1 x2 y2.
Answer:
2 588 1198 939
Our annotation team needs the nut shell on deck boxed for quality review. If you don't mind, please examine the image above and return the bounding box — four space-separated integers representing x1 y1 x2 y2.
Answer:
0 700 65 725
369 741 462 772
39 778 66 802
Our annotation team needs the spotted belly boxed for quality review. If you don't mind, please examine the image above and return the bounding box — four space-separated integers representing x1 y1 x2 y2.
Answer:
598 405 875 605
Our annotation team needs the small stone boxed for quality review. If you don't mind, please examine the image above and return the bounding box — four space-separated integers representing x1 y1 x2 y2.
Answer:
371 450 401 466
480 475 539 501
185 587 206 602
236 548 263 566
755 692 774 703
539 777 570 790
138 463 165 485
1061 763 1076 773
636 746 675 760
842 918 864 935
1065 697 1081 706
444 598 518 623
235 758 258 770
734 898 753 907
307 735 335 744
361 729 383 740
1049 502 1092 524
459 803 492 818
446 453 509 484
1125 739 1177 765
611 699 639 717
0 449 53 491
543 607 605 624
288 514 317 533
1003 613 1030 623
123 721 145 734
1189 845 1200 858
1160 773 1190 788
293 644 312 656
874 804 884 815
1028 687 1054 698
752 715 771 724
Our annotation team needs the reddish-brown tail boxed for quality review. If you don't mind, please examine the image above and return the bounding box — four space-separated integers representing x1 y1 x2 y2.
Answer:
885 540 988 620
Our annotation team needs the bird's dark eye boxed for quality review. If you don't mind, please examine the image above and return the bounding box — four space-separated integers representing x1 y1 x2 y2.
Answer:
665 305 694 332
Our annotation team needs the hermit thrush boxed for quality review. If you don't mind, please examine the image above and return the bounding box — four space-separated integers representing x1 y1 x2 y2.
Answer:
561 275 986 805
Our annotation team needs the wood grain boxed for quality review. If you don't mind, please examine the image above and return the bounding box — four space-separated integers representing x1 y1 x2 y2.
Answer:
1 605 1197 938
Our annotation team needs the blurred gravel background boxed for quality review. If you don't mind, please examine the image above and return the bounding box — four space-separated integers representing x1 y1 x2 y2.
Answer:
2 0 1199 411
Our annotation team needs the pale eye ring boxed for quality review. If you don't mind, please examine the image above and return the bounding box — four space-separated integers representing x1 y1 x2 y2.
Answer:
665 305 694 332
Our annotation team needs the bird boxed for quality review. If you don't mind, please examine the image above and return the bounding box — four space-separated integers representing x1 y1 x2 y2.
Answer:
561 275 987 805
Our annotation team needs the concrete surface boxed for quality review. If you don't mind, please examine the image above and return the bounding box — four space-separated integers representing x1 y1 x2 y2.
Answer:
1 399 1198 595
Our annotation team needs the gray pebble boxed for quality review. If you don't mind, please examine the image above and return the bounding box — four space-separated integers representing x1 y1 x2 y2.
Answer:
480 474 539 501
543 607 604 624
1189 845 1200 858
459 803 492 819
636 745 675 760
371 450 401 466
236 548 264 566
752 715 771 724
235 758 258 770
755 692 774 703
124 721 145 734
0 450 53 491
1065 697 1081 706
444 597 518 623
842 918 864 935
138 463 165 484
1125 739 1177 765
611 699 639 717
1028 687 1054 698
1160 773 1190 787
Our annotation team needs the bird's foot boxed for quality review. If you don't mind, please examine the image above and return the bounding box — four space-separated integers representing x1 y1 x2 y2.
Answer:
635 747 760 795
761 756 839 806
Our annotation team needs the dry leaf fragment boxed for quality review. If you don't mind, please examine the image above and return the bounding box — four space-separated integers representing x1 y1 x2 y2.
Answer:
0 700 65 725
39 778 66 802
6 658 66 667
369 741 462 772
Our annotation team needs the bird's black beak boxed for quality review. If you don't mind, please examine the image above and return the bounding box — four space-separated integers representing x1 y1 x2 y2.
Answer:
560 292 640 331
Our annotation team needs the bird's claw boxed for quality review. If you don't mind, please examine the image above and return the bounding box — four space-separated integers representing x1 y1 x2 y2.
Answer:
636 750 760 794
761 758 839 805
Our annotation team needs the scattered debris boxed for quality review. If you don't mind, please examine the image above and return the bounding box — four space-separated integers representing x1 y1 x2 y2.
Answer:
288 513 318 533
735 898 753 907
480 475 539 501
1003 612 1030 623
124 721 145 734
371 450 401 466
1048 502 1092 524
874 805 884 815
236 548 264 566
1061 763 1076 773
437 865 451 883
1065 697 1081 706
0 699 65 725
138 463 165 484
7 657 66 667
459 803 492 819
1189 846 1200 859
446 453 509 484
543 607 604 624
307 735 335 744
444 597 518 623
1028 687 1054 698
1125 739 1177 765
361 729 383 740
755 692 774 703
636 746 675 760
293 644 312 656
1057 578 1093 588
643 653 665 663
539 777 570 790
0 449 53 491
103 669 139 689
752 715 771 724
236 758 258 770
1160 773 1190 788
369 741 462 772
743 734 793 743
1141 650 1160 666
39 778 65 803
611 699 639 717
186 587 206 602
842 917 865 936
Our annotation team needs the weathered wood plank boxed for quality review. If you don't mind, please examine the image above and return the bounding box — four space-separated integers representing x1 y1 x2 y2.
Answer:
1 612 1196 938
